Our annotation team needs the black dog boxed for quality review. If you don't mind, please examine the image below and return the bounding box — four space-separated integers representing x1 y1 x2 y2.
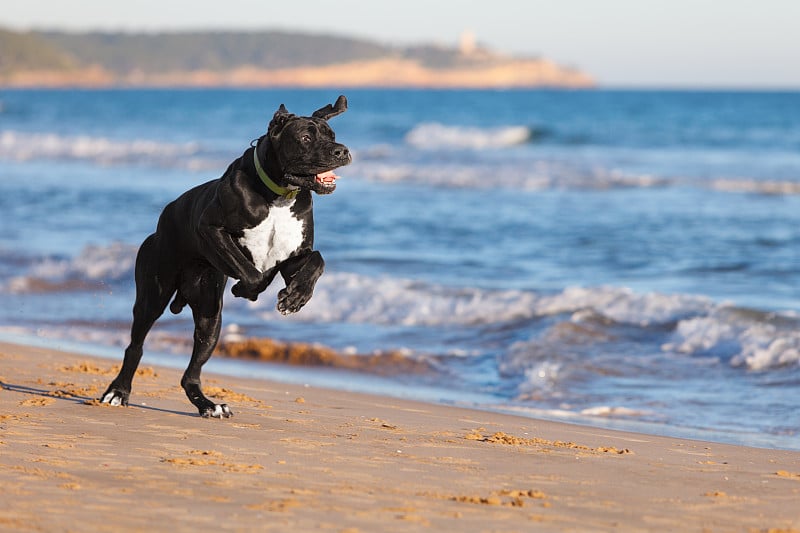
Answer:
100 96 351 417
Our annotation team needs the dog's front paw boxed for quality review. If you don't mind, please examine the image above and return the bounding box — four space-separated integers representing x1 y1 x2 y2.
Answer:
276 286 313 315
100 387 130 407
201 404 233 418
231 281 260 301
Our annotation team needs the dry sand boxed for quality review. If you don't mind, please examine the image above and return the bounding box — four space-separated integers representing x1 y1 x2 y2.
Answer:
1 340 798 532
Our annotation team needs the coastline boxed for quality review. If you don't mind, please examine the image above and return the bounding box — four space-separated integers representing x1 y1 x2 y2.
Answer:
1 340 799 531
0 58 594 90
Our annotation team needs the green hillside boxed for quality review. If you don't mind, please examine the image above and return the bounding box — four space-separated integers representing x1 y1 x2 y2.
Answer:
35 30 395 73
0 28 76 73
0 27 526 74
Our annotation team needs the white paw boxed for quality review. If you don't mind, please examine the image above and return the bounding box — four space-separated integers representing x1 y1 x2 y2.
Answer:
101 392 124 406
203 404 233 418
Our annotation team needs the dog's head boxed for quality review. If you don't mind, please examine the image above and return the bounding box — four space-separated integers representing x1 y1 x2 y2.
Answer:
266 95 351 195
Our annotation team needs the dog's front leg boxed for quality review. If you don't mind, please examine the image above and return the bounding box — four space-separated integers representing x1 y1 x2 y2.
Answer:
197 223 263 299
276 251 325 315
232 269 278 301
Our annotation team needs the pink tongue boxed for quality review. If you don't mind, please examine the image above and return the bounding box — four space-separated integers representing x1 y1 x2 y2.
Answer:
315 170 338 184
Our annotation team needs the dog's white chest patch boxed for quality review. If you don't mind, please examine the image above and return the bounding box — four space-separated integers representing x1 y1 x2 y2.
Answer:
239 202 305 274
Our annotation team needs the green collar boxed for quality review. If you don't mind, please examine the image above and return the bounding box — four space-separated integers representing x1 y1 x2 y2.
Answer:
253 147 299 199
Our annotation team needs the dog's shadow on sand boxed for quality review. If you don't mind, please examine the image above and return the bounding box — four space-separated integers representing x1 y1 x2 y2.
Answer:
0 380 197 418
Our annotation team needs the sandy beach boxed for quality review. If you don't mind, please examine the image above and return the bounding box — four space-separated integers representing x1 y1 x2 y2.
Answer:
1 340 798 532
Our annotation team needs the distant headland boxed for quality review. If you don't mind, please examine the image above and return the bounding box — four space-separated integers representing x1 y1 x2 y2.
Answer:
0 27 594 89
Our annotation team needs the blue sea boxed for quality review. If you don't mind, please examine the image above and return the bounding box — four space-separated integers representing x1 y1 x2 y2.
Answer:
1 88 798 449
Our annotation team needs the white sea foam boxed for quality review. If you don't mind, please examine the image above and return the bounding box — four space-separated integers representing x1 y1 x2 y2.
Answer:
0 130 217 170
665 310 800 370
4 242 137 293
246 273 716 331
7 128 796 196
5 240 798 371
268 272 798 371
355 156 800 195
351 158 669 191
241 272 544 327
405 123 532 150
709 178 800 195
579 406 648 417
534 286 714 326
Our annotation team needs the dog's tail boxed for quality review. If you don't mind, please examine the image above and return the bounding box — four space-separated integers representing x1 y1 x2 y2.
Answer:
169 292 187 314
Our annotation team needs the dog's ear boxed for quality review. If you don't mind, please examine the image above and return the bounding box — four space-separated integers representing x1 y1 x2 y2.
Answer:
312 95 348 120
268 104 294 136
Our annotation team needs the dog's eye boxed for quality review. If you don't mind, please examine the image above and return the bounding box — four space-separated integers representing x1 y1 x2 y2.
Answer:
301 134 312 143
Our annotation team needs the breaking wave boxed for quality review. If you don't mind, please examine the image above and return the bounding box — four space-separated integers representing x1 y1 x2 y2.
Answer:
352 159 668 191
708 178 800 195
4 242 799 372
243 271 800 372
252 276 713 328
3 242 137 293
404 123 535 150
4 127 799 196
0 130 223 171
664 308 800 370
352 157 800 195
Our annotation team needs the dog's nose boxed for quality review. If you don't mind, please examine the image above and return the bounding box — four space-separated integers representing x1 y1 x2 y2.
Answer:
333 145 350 160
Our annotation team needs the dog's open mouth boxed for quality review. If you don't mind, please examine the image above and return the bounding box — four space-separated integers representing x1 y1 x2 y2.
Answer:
315 170 338 187
284 169 341 195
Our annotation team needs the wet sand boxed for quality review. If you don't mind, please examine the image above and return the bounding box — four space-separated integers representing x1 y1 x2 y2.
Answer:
1 340 799 531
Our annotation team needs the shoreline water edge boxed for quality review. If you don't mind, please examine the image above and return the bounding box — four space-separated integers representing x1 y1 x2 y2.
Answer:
2 329 799 453
1 340 799 531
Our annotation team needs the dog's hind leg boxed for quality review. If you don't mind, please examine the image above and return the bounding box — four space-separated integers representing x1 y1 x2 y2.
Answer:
101 234 175 407
178 264 231 418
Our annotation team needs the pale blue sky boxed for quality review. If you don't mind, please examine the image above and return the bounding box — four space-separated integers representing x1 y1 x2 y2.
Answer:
3 0 799 88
